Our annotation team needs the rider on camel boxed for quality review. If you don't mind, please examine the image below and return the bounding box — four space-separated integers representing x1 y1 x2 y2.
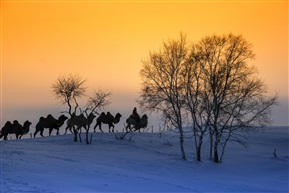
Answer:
132 107 140 123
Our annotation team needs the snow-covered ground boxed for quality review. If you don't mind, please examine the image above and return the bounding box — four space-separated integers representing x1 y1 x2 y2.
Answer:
0 127 288 192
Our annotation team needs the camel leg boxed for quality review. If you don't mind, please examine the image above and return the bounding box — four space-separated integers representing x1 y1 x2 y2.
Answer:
34 126 41 138
56 129 59 135
49 128 53 136
40 129 44 137
99 123 103 133
94 122 103 133
65 126 73 134
33 131 38 138
125 124 130 132
64 126 68 134
93 123 98 132
109 123 115 133
84 126 89 144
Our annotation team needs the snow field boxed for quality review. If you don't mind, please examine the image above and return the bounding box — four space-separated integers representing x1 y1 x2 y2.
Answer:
1 127 288 192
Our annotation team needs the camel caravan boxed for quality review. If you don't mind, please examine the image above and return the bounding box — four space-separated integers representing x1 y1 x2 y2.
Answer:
0 108 148 141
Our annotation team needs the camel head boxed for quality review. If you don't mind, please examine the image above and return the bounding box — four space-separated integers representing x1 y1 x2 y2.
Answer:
57 115 68 127
22 120 32 134
112 113 122 124
23 120 32 127
115 113 122 118
59 114 68 121
141 114 148 128
87 113 96 124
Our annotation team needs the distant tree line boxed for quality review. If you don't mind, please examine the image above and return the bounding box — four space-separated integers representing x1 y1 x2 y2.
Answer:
138 33 278 163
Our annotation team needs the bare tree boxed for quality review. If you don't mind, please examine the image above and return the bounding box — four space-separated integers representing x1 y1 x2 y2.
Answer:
138 33 189 160
52 74 87 116
190 34 278 162
52 75 112 142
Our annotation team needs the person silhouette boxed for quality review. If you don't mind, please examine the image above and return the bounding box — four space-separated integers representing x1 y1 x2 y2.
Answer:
132 107 140 123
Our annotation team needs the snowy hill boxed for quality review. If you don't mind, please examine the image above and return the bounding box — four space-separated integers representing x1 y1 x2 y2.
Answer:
1 127 288 192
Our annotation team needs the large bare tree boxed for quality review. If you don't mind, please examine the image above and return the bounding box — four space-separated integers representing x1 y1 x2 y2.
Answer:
188 34 278 162
139 33 189 160
139 33 278 163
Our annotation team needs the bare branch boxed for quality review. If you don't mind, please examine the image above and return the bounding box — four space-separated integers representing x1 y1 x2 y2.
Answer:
87 89 112 114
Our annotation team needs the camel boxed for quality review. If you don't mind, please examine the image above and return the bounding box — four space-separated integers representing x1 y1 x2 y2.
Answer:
65 112 96 143
34 114 68 137
65 112 96 134
0 120 31 140
126 114 148 132
93 112 122 133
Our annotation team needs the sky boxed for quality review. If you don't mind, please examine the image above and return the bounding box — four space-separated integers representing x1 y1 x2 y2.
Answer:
1 0 288 127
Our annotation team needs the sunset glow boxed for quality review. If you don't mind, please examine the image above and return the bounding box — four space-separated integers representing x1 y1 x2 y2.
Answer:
1 1 288 126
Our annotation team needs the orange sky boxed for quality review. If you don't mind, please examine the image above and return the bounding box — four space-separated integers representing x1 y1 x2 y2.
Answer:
1 1 288 127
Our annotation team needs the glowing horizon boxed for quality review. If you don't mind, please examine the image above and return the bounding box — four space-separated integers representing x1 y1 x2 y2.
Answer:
1 1 288 126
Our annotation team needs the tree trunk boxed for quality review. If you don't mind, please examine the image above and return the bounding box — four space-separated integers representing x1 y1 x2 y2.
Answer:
193 127 198 160
179 127 186 160
73 127 78 142
197 135 203 161
209 129 213 160
214 142 219 163
86 130 89 144
213 129 219 163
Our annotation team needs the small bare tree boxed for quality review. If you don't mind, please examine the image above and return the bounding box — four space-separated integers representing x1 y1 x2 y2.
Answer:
52 75 112 142
52 74 87 116
139 33 189 160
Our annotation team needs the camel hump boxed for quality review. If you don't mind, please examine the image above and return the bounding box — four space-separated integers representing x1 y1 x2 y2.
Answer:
107 112 114 118
13 120 19 124
98 112 106 119
4 121 12 127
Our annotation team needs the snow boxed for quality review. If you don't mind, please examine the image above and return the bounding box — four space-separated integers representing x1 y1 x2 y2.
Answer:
1 127 288 192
